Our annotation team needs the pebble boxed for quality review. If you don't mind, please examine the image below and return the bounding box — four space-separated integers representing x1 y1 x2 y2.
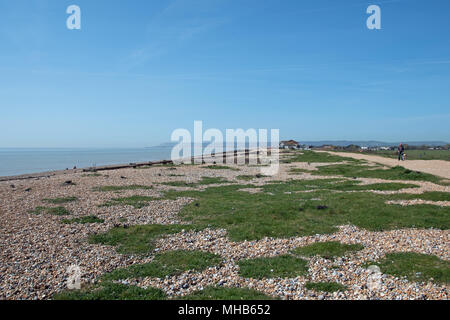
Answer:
0 152 448 300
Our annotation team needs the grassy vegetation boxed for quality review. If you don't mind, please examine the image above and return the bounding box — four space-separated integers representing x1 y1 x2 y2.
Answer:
238 255 308 279
93 185 153 192
134 165 153 169
345 182 418 191
282 150 358 163
321 180 419 191
88 224 195 255
100 195 157 209
28 206 70 216
355 149 450 161
366 252 450 284
289 168 313 174
387 192 450 202
54 282 166 300
103 250 222 280
61 215 104 224
177 286 276 300
161 177 231 187
292 242 364 259
264 178 418 192
64 149 450 300
236 174 267 181
312 163 447 185
203 165 240 171
236 175 256 181
43 197 78 204
161 179 449 241
28 206 46 215
305 282 347 292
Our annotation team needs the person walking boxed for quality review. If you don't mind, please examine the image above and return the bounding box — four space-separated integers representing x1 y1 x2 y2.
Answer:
398 143 405 161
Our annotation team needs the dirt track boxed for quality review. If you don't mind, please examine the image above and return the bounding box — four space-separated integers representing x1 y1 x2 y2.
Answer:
325 152 450 180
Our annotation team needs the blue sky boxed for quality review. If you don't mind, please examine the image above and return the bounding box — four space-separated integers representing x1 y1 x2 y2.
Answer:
0 0 449 147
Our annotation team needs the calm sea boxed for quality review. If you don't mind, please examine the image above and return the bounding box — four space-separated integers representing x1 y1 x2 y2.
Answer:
0 147 173 177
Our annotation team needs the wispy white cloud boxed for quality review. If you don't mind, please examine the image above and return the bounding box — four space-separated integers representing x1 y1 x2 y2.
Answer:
122 0 230 70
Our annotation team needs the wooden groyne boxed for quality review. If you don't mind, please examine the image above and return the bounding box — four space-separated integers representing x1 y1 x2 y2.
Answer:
0 149 274 182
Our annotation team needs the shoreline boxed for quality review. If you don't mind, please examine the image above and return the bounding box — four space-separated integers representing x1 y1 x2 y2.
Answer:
0 148 272 182
0 159 173 182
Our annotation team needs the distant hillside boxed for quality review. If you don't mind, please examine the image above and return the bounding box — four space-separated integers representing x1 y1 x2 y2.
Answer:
297 141 449 147
153 141 449 148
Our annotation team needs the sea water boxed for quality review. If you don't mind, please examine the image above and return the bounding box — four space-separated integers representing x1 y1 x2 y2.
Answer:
0 146 173 177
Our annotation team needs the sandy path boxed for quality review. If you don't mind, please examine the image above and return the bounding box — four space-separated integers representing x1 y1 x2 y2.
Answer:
324 151 450 180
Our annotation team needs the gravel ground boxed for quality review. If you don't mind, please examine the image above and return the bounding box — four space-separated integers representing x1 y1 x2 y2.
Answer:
386 200 450 207
322 151 450 180
147 225 448 300
0 152 448 300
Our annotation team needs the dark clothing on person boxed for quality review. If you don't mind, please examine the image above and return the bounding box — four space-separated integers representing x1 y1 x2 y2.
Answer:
398 145 405 161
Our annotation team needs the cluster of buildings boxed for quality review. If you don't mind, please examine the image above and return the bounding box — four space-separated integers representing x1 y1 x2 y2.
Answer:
279 140 310 150
279 141 450 151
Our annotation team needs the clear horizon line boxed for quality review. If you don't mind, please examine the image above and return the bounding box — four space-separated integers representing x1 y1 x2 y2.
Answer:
1 139 449 149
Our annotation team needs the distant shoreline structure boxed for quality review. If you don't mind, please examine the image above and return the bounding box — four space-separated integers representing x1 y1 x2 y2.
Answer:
1 141 448 180
0 148 271 182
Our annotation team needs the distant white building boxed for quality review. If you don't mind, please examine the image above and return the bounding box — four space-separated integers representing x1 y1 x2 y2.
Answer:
279 140 300 149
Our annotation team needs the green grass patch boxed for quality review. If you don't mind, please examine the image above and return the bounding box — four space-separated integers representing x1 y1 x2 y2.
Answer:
236 175 256 181
100 195 157 208
282 151 358 164
387 192 450 202
53 282 166 300
28 206 70 216
43 197 78 204
292 242 364 259
204 165 240 171
339 182 418 191
103 250 222 280
45 207 70 216
236 174 267 181
61 215 104 224
93 185 153 192
177 286 276 300
319 180 419 192
312 163 446 185
305 282 347 292
88 224 195 255
28 206 47 215
162 179 449 241
263 178 417 192
366 252 450 284
162 177 231 187
238 255 308 279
